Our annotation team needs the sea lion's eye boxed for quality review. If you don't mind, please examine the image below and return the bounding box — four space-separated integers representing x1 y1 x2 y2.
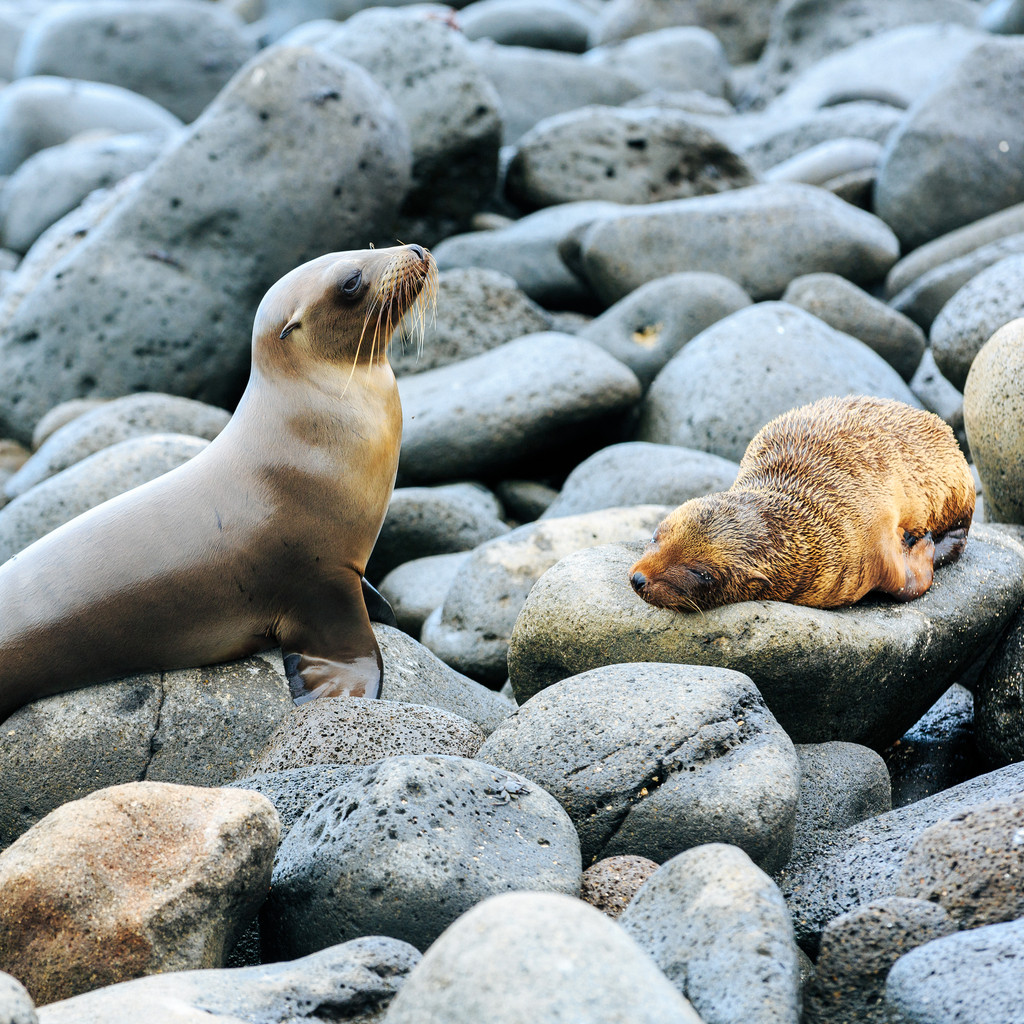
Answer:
340 269 362 299
691 568 713 584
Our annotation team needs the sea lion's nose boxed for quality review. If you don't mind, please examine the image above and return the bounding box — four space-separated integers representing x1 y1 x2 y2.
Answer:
407 243 425 260
630 571 647 593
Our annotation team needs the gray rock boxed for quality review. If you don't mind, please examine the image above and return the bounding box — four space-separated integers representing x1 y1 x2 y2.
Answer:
14 1 255 123
0 130 169 254
792 742 892 860
0 656 292 848
762 137 881 186
249 699 485 774
621 844 799 1024
590 0 773 65
433 199 623 308
0 46 411 444
0 75 181 175
885 919 1024 1024
494 479 558 521
579 183 899 304
875 37 1024 251
777 762 1024 951
890 231 1024 332
506 105 756 211
375 623 514 736
383 891 702 1023
964 318 1024 523
0 433 207 564
636 302 919 462
378 552 469 639
982 0 1024 32
478 664 799 870
580 855 659 919
421 506 667 685
459 0 594 52
0 974 34 1024
248 0 442 45
782 273 925 381
468 39 643 144
5 392 227 499
976 603 1024 767
398 333 641 484
506 527 1024 749
931 255 1024 392
583 26 729 98
36 937 419 1024
262 755 582 956
908 348 964 428
367 483 509 580
542 442 738 519
389 268 551 377
803 897 955 1024
894 792 1024 929
30 399 107 453
314 8 501 242
576 271 752 388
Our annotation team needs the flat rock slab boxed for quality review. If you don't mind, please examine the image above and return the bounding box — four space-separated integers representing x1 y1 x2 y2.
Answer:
507 526 1024 749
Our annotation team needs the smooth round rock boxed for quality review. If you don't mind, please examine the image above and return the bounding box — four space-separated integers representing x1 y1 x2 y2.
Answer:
459 0 594 52
478 664 800 870
378 552 470 639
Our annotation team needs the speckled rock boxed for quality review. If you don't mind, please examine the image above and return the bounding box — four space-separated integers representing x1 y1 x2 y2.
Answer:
14 1 255 123
262 755 582 957
389 268 550 377
976 602 1024 767
421 506 667 685
0 974 34 1024
580 855 658 919
0 782 279 1004
781 273 925 381
398 333 641 484
388 893 702 1022
0 434 207 563
248 699 484 774
576 272 751 388
578 183 899 304
367 483 509 580
0 656 292 847
964 318 1024 523
803 897 956 1024
378 552 469 639
636 302 919 462
777 762 1024 951
885 918 1024 1024
541 443 738 519
36 937 419 1024
478 664 799 870
620 844 800 1024
459 0 594 52
507 527 1024 749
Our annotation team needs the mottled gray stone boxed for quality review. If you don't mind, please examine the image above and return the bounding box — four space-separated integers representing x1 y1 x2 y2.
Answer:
579 183 899 304
479 664 799 870
507 528 1024 749
460 0 594 52
378 552 469 640
580 855 658 919
398 333 641 484
0 973 35 1024
421 506 667 686
885 919 1024 1024
763 137 881 188
263 756 582 956
636 302 919 462
976 601 1024 767
36 938 419 1024
367 483 508 580
31 398 108 450
620 844 799 1024
577 272 751 388
908 349 964 430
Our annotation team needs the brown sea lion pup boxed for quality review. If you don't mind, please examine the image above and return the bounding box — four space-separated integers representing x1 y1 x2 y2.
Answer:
630 395 975 612
0 243 437 722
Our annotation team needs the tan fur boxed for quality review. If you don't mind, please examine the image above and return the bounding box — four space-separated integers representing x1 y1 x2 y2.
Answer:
630 396 976 611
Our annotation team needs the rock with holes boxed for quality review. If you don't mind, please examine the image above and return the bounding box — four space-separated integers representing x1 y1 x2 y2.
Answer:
619 844 801 1024
261 754 581 957
580 855 658 919
0 656 291 848
477 664 800 870
0 781 279 1004
0 45 411 443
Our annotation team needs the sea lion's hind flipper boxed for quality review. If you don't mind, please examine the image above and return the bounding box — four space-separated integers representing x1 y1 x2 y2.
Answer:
361 576 398 627
932 526 970 569
879 531 935 602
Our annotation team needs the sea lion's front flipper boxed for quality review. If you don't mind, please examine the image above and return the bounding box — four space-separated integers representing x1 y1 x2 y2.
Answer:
361 576 398 627
281 580 384 701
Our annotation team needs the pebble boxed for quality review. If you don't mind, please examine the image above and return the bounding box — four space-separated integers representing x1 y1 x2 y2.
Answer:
459 0 594 52
478 663 800 870
378 552 470 639
0 974 33 1024
761 137 882 189
579 855 658 918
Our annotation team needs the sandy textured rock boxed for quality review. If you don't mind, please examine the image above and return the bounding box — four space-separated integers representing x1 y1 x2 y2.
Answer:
580 856 658 919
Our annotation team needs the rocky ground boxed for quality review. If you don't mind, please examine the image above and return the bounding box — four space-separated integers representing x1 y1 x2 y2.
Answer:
0 0 1022 1021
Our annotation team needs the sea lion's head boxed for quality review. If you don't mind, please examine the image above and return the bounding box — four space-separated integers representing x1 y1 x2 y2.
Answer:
253 244 437 371
629 491 774 612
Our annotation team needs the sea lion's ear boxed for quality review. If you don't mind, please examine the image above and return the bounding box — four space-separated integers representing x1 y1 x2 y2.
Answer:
280 319 300 340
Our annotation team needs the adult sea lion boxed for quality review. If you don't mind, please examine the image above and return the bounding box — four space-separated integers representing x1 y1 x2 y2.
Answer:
0 243 436 721
630 395 975 611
